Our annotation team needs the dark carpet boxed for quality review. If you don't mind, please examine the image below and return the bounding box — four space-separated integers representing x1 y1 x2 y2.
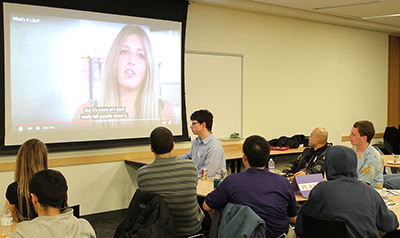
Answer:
90 216 124 238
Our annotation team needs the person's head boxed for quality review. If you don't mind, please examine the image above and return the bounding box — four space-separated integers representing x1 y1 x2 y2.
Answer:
325 145 357 181
15 138 48 219
150 127 174 155
99 25 159 118
242 135 271 168
308 127 328 149
350 120 375 146
190 109 213 133
29 169 68 212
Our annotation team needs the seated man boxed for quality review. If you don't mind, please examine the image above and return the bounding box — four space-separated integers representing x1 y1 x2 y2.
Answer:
349 120 384 189
11 169 96 238
137 127 204 237
203 135 297 238
282 127 329 177
180 109 226 178
295 145 398 238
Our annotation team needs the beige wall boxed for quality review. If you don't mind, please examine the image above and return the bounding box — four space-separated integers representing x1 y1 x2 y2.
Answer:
186 3 388 146
0 3 389 216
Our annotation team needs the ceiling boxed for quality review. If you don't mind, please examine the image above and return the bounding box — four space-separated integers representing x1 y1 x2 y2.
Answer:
190 0 400 34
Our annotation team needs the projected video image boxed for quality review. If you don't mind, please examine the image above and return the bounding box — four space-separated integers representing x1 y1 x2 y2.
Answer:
4 3 183 145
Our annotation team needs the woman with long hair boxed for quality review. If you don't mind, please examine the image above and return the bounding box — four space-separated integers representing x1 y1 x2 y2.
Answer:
5 138 48 221
74 25 175 127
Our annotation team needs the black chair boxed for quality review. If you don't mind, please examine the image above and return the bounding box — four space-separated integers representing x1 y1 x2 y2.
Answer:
383 230 400 238
384 126 400 154
302 214 348 238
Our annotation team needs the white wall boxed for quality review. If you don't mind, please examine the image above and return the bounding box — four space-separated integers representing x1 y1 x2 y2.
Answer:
0 3 390 216
0 161 138 216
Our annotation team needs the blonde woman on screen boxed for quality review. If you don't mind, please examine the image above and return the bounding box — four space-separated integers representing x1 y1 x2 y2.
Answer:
5 138 48 222
73 25 175 128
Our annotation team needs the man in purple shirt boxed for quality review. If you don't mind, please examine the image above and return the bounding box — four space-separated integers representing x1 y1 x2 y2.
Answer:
203 135 297 238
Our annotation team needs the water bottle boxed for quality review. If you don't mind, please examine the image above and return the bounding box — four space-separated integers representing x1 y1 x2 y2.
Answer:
268 158 275 173
1 206 13 238
381 188 389 205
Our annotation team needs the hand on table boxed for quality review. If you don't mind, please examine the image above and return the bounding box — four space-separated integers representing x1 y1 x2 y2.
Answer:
294 171 306 176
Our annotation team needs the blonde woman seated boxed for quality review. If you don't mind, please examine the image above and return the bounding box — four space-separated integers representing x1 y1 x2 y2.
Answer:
73 25 176 128
5 139 48 222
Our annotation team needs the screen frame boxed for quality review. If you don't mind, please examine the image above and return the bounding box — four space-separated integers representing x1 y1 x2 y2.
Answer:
0 0 190 154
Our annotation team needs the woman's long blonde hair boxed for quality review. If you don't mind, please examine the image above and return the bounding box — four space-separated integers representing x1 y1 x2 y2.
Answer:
15 138 48 220
97 25 162 127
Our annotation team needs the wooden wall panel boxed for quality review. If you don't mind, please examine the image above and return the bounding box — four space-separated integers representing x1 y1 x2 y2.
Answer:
388 35 400 128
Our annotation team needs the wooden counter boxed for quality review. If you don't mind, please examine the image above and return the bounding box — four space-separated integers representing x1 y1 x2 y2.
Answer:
0 143 305 173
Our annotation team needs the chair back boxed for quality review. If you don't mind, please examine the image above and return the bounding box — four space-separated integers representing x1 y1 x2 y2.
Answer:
302 214 348 238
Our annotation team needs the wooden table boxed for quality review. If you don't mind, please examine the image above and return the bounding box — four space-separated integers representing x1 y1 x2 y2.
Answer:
388 195 400 229
384 154 400 168
196 177 307 202
224 147 305 173
125 145 306 174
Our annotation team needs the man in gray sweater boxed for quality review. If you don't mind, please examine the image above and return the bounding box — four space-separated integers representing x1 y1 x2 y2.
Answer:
11 169 96 238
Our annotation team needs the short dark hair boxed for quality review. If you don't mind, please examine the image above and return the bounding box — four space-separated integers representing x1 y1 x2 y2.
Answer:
29 169 68 209
353 120 375 143
150 127 174 154
190 109 213 131
243 135 271 167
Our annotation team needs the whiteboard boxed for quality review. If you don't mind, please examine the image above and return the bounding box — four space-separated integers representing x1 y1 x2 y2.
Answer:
184 51 242 139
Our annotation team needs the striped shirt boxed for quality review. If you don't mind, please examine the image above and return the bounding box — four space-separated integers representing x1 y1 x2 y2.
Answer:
137 156 204 237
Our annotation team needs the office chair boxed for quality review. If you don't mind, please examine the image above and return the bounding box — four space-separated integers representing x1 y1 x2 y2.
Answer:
302 214 348 238
384 126 400 154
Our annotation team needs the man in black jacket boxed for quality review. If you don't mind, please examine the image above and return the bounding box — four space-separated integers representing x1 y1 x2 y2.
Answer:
282 127 330 178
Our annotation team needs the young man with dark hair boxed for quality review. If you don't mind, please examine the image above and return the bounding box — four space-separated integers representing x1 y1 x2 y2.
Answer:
137 127 204 237
203 135 297 238
180 109 226 178
349 120 384 189
11 169 96 238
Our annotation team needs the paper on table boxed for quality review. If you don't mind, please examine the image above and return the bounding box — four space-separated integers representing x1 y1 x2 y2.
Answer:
387 190 400 196
386 161 400 165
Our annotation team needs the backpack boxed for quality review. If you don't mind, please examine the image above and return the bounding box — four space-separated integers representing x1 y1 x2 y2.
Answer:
114 189 176 238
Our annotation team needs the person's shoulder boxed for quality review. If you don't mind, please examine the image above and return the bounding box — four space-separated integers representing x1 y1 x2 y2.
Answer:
365 145 382 160
223 171 246 182
159 99 176 119
207 134 224 149
177 157 196 165
301 147 314 156
78 218 96 232
270 172 291 183
137 163 151 173
369 144 382 156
